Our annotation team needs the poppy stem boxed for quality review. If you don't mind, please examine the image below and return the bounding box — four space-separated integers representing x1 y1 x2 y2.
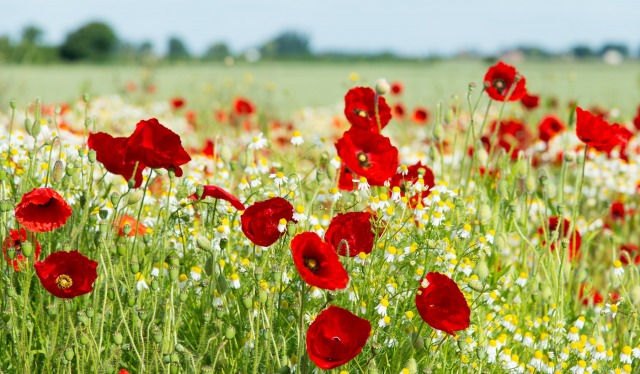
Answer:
374 93 381 133
297 285 308 374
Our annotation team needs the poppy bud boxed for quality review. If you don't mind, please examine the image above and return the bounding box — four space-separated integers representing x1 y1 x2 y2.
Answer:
6 245 15 260
83 93 90 103
128 179 136 189
375 79 390 95
525 175 536 194
137 309 148 321
24 118 32 135
468 82 476 93
65 163 76 177
445 107 455 124
170 353 179 363
225 326 236 339
175 343 185 353
51 160 65 183
215 306 225 319
475 259 490 280
168 168 176 179
411 333 424 350
219 145 232 163
87 150 97 163
80 334 89 345
217 274 228 295
563 150 576 163
277 366 291 374
406 358 418 374
7 286 17 298
113 332 123 345
432 124 445 142
196 236 211 251
9 99 16 109
127 297 136 307
76 311 89 324
107 288 115 301
468 279 485 292
258 290 268 304
476 347 486 360
21 242 33 257
64 348 74 361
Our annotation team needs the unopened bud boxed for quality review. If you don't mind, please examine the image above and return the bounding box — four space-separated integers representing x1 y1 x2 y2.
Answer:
196 236 211 251
21 242 33 257
88 150 97 163
9 99 16 109
432 123 445 142
478 204 492 224
525 175 537 194
6 247 15 259
563 150 576 163
196 185 204 199
374 79 390 95
127 190 144 206
52 160 64 182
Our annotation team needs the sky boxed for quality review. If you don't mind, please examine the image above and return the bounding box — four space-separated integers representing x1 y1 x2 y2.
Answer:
2 0 639 56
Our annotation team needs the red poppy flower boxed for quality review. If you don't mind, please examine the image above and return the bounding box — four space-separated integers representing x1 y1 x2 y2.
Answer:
520 92 540 110
337 164 356 191
15 188 72 232
2 228 42 271
415 272 470 336
619 243 640 266
483 61 527 102
393 103 405 119
575 106 631 150
88 132 146 188
633 105 640 131
118 370 130 374
538 217 581 261
125 118 191 177
291 232 349 290
324 212 376 257
241 197 294 247
306 305 371 370
579 283 604 306
390 81 403 95
538 115 566 143
188 185 245 210
335 128 398 186
201 139 215 157
344 87 392 133
389 162 435 208
34 250 98 299
233 97 255 115
485 119 533 159
117 214 148 237
412 107 429 124
170 97 186 110
610 201 625 221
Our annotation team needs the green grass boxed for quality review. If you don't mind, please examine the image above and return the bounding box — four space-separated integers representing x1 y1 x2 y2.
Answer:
1 60 640 116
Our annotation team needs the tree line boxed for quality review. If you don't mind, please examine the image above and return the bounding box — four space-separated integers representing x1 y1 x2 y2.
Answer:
0 21 638 64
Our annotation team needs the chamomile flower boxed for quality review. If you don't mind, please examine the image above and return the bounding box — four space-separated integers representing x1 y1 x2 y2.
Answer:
238 177 250 190
330 156 341 169
230 273 241 289
290 130 304 146
190 266 203 281
603 302 619 318
611 260 624 276
293 205 307 222
384 246 397 263
270 171 288 187
398 164 408 175
249 175 261 188
277 218 287 233
248 133 268 150
574 316 586 329
329 187 342 202
593 344 606 360
375 298 390 316
355 176 370 191
515 272 528 287
136 273 149 291
391 186 402 201
620 346 632 364
378 315 391 327
569 360 587 374
568 327 580 342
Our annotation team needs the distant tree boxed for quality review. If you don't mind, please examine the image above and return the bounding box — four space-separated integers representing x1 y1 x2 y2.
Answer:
0 35 11 62
138 41 154 57
167 37 190 60
21 25 43 45
599 43 629 57
203 42 230 60
260 31 310 58
515 45 551 58
571 45 595 59
59 21 118 62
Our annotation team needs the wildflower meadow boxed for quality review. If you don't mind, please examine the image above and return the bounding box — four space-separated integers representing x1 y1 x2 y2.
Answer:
2 61 640 374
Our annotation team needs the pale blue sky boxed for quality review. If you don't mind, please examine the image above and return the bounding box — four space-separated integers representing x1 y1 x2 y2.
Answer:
3 0 639 56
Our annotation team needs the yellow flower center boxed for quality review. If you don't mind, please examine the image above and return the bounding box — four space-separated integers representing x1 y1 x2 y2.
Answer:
56 274 73 289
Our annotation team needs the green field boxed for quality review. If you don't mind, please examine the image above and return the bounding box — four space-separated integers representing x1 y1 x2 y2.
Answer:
1 60 640 117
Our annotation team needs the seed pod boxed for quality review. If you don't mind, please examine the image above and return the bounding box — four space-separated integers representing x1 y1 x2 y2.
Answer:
113 332 123 345
64 348 74 361
375 79 390 95
21 242 33 257
225 326 236 340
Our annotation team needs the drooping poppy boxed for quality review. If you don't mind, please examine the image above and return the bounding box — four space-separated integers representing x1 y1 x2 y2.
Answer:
483 61 527 102
88 132 146 188
575 106 631 150
619 243 640 266
415 272 470 336
306 305 371 370
324 212 376 257
125 118 191 177
335 128 398 186
389 162 435 207
15 187 72 233
291 232 349 290
241 197 294 247
188 185 245 211
2 228 42 271
34 250 98 299
538 217 581 261
343 87 392 133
